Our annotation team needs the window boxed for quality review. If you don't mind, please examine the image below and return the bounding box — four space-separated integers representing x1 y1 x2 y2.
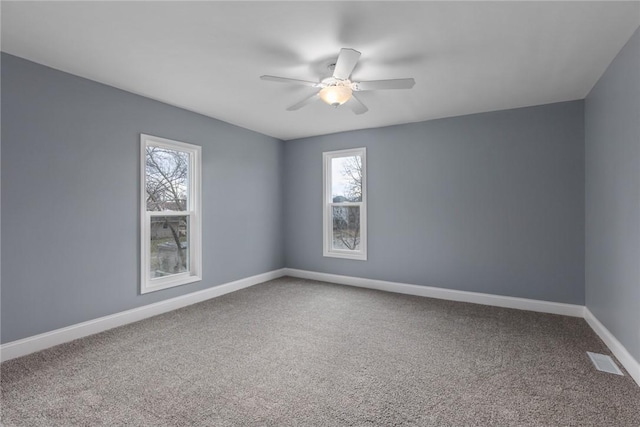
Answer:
323 148 367 260
141 134 201 293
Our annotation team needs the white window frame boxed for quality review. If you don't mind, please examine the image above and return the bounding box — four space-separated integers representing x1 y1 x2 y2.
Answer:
141 134 202 294
323 147 367 260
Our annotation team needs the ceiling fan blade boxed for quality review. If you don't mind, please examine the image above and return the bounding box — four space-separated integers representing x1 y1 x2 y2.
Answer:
353 78 415 91
349 94 368 115
286 92 320 111
333 48 361 80
260 75 323 88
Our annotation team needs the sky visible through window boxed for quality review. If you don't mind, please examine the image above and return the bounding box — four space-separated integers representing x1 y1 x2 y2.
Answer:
332 156 353 200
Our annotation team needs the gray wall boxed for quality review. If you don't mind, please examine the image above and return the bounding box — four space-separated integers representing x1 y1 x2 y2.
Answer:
1 54 285 343
285 101 585 304
585 27 640 363
0 52 594 344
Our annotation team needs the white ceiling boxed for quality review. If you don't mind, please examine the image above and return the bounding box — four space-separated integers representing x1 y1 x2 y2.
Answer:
2 2 639 140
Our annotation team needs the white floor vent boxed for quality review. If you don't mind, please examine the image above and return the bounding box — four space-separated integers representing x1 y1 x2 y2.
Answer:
587 352 623 375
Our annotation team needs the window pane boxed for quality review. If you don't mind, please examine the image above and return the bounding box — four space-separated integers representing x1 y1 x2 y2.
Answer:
150 216 189 278
332 206 361 251
331 155 362 202
145 146 189 211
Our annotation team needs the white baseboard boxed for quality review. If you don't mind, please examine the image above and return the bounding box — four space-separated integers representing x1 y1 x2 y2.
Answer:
285 268 639 387
284 268 584 317
584 308 640 387
4 267 638 389
0 268 286 362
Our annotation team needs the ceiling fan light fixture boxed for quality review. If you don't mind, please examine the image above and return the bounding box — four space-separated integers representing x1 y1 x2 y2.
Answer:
261 47 415 114
319 85 352 107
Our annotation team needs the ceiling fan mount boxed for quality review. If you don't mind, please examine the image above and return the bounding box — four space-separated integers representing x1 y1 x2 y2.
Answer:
260 48 416 114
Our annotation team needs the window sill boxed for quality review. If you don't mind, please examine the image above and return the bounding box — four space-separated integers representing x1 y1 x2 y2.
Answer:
323 251 367 261
141 274 202 294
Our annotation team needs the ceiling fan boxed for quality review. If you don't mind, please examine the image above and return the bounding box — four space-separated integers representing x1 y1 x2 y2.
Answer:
260 48 415 115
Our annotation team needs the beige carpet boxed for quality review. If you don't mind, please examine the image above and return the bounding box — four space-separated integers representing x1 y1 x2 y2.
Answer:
2 277 639 426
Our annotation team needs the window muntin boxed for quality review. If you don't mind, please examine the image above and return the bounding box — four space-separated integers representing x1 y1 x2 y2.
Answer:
141 134 201 293
323 148 367 260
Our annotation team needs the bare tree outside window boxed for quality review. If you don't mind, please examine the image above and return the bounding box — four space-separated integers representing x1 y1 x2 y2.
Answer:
145 147 189 276
145 147 188 211
333 206 361 250
341 155 362 202
333 155 362 250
